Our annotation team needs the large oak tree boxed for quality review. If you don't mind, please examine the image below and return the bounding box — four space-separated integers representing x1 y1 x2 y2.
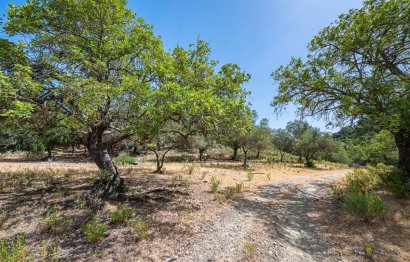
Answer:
272 0 410 176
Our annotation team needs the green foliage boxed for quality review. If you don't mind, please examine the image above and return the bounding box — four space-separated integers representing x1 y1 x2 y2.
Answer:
344 192 388 222
271 0 410 174
184 178 191 190
96 171 110 183
110 204 136 224
210 176 220 194
247 170 254 181
236 182 243 193
225 186 236 199
40 240 59 262
272 128 293 162
374 164 410 198
113 155 135 166
0 235 29 262
42 204 68 232
364 242 375 259
82 217 108 242
245 242 256 258
128 219 150 239
345 169 380 194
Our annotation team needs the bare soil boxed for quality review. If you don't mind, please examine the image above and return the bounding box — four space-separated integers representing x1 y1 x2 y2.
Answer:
0 155 408 261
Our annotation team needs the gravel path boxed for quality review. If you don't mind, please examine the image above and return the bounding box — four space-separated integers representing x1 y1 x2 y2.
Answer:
180 171 349 262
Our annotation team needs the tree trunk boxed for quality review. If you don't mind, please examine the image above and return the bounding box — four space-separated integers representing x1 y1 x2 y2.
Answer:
86 130 124 199
153 151 164 174
280 152 284 162
232 146 239 161
46 146 52 160
256 149 260 159
298 154 302 163
394 129 410 178
199 148 206 162
243 148 248 167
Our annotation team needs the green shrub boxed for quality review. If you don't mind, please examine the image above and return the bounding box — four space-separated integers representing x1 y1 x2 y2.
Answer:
345 169 380 194
96 170 110 183
344 192 388 222
245 242 255 258
305 160 316 168
0 235 29 262
378 166 410 197
0 211 9 228
210 176 220 194
184 179 191 190
246 170 254 181
128 219 150 239
82 216 108 242
40 240 59 262
225 187 235 198
110 203 136 223
42 204 68 232
236 182 243 193
113 155 135 166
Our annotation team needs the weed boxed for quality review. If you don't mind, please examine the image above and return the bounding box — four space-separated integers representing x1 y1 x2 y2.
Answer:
43 169 59 188
184 163 199 175
96 170 110 183
41 240 59 262
0 211 9 228
400 208 409 218
75 196 88 209
247 170 254 181
344 192 388 222
128 219 150 239
364 242 375 259
245 242 256 258
201 171 208 180
110 203 136 223
211 176 220 194
42 204 68 232
225 186 235 198
266 173 271 181
185 178 191 190
0 235 29 261
82 216 108 242
236 182 243 193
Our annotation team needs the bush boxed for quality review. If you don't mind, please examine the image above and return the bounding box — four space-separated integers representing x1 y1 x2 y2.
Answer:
113 155 135 166
236 182 243 193
110 203 136 223
128 219 150 239
345 169 380 194
0 235 29 261
246 170 254 181
210 176 220 194
82 216 108 242
377 165 410 198
225 187 235 198
305 160 316 168
344 192 388 222
42 204 68 232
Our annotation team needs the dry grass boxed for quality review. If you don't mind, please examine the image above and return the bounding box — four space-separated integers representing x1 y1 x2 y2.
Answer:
317 180 410 262
0 152 349 261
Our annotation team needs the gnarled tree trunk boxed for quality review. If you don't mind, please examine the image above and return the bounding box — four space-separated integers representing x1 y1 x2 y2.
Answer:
395 129 410 178
232 146 239 161
199 148 206 162
86 127 124 199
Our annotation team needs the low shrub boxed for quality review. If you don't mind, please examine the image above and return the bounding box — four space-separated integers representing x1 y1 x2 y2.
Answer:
42 204 68 232
377 165 410 198
0 235 29 261
345 169 380 194
211 176 220 194
305 160 316 168
113 155 135 166
246 170 254 181
110 203 136 224
344 192 388 222
236 182 243 193
225 187 235 198
82 216 108 242
128 219 150 239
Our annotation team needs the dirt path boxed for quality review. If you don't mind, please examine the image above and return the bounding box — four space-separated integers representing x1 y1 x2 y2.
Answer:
180 171 349 262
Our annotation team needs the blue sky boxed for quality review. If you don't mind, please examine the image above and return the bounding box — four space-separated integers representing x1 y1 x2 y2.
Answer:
0 0 363 131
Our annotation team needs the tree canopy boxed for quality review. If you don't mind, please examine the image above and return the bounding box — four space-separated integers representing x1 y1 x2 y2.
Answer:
272 0 410 175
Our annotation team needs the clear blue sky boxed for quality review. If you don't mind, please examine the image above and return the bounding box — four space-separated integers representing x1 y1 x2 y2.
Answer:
0 0 363 131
